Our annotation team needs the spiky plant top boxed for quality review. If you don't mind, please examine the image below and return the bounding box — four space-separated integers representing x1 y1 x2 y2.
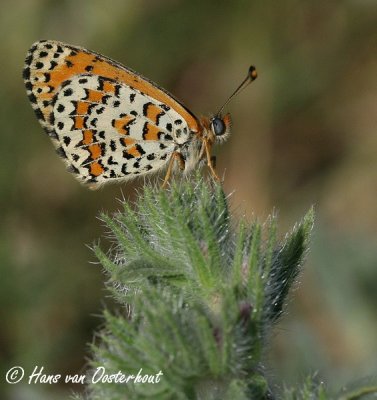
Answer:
82 176 314 400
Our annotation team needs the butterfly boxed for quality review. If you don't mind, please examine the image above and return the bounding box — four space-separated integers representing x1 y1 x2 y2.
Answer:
24 40 257 188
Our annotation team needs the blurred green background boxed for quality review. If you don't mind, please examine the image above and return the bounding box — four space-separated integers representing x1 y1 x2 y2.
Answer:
1 0 376 398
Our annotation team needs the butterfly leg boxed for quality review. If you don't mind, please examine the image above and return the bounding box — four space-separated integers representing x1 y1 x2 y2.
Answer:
210 155 217 169
202 138 220 181
162 151 185 188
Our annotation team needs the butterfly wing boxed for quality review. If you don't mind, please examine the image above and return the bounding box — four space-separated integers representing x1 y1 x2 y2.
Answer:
23 40 201 186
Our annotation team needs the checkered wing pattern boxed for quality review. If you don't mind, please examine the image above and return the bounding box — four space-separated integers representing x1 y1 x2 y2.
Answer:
24 40 200 186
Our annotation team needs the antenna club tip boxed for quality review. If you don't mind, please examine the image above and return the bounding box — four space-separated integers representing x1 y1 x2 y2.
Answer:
215 66 257 115
248 65 258 80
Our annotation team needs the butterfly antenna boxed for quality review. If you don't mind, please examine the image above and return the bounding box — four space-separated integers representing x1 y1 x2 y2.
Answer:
216 65 257 116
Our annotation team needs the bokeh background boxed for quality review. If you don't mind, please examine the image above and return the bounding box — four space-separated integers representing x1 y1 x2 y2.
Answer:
1 0 376 398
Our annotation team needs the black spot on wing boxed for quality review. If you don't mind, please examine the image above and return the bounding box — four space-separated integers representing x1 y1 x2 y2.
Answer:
97 78 104 91
56 146 67 159
48 130 58 140
24 80 32 91
160 103 170 112
49 111 55 125
28 92 37 105
33 107 44 121
57 104 65 113
121 164 130 175
102 95 111 104
23 67 30 81
49 60 58 70
67 165 79 174
143 102 152 117
107 156 118 165
135 144 146 155
123 151 135 159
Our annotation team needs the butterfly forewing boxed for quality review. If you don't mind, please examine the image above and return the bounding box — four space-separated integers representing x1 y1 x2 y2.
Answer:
24 40 200 185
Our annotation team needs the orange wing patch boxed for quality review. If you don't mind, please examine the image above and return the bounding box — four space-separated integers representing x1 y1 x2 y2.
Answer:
124 145 142 158
82 130 94 145
77 101 90 115
87 89 103 103
145 103 165 124
113 115 135 135
143 122 162 141
103 80 116 94
74 116 85 130
90 162 104 177
122 137 136 147
88 144 102 160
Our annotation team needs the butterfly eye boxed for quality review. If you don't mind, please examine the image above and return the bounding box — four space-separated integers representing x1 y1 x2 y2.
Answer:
211 117 226 136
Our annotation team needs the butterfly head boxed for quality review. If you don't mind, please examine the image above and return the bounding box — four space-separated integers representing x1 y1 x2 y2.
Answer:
209 113 232 143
